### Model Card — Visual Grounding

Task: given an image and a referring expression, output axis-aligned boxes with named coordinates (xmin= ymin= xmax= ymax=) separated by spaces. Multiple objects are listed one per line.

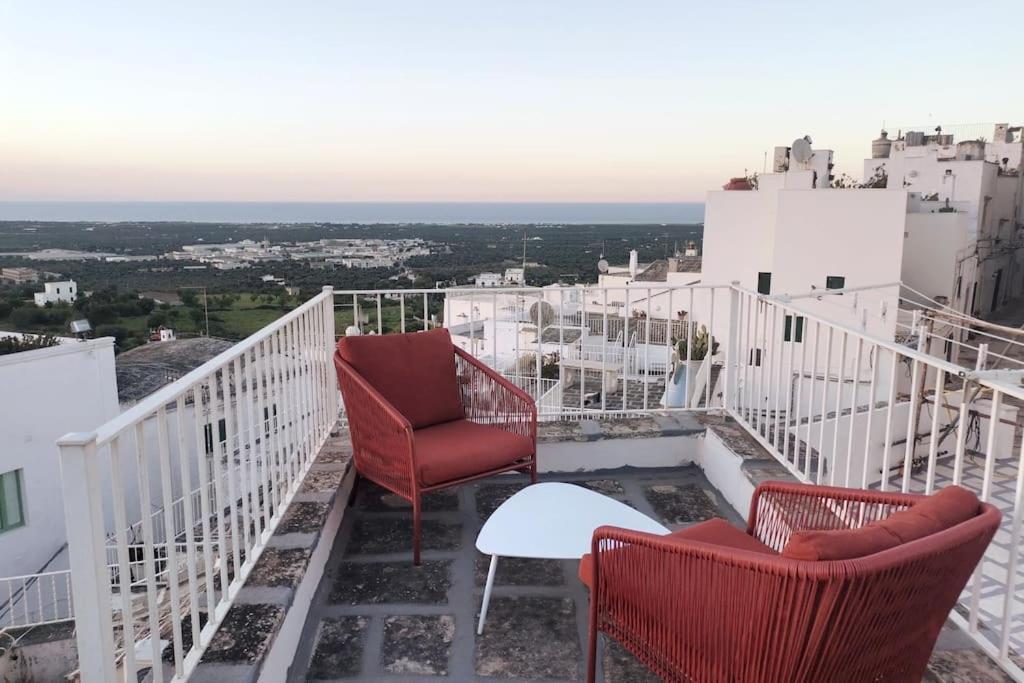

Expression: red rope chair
xmin=586 ymin=481 xmax=1001 ymax=682
xmin=334 ymin=329 xmax=537 ymax=564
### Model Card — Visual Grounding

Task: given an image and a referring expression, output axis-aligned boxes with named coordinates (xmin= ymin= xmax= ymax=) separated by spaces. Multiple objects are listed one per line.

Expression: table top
xmin=475 ymin=482 xmax=670 ymax=559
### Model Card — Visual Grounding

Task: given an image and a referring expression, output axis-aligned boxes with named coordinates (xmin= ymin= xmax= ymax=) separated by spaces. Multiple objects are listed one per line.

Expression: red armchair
xmin=334 ymin=328 xmax=537 ymax=564
xmin=582 ymin=481 xmax=1000 ymax=683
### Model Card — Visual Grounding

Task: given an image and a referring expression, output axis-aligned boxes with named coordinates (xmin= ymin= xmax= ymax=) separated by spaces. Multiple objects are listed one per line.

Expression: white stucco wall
xmin=0 ymin=338 xmax=119 ymax=578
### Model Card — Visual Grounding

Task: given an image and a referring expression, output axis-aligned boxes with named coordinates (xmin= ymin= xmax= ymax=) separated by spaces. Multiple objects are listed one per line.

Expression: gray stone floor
xmin=287 ymin=465 xmax=1013 ymax=682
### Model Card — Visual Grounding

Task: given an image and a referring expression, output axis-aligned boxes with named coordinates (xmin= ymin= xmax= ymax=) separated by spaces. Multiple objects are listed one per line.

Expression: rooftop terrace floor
xmin=284 ymin=462 xmax=1012 ymax=682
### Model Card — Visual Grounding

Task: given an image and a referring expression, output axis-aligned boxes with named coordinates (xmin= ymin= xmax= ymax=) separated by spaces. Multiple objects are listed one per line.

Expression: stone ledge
xmin=537 ymin=414 xmax=707 ymax=444
xmin=192 ymin=425 xmax=353 ymax=679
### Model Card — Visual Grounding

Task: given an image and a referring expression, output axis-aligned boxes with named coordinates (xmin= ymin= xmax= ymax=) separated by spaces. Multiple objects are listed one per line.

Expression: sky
xmin=1 ymin=1 xmax=1021 ymax=203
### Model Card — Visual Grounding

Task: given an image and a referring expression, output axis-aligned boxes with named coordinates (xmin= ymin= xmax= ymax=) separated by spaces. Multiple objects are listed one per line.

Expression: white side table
xmin=475 ymin=481 xmax=669 ymax=634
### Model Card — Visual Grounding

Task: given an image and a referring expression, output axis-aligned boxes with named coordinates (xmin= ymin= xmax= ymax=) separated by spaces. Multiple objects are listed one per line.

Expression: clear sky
xmin=1 ymin=1 xmax=1021 ymax=203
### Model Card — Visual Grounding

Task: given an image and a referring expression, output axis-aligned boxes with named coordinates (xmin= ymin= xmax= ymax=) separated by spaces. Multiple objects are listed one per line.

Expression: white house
xmin=474 ymin=272 xmax=503 ymax=288
xmin=0 ymin=338 xmax=119 ymax=580
xmin=864 ymin=123 xmax=1024 ymax=319
xmin=33 ymin=280 xmax=77 ymax=307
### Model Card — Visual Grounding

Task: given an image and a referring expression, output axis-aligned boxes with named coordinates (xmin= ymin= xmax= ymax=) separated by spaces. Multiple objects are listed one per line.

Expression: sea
xmin=0 ymin=201 xmax=704 ymax=225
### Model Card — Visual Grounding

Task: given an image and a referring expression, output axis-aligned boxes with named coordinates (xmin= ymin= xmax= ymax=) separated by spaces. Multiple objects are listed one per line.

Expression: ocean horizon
xmin=0 ymin=201 xmax=704 ymax=225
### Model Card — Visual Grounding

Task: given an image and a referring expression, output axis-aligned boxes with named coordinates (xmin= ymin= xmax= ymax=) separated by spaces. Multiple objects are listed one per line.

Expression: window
xmin=757 ymin=272 xmax=771 ymax=295
xmin=749 ymin=348 xmax=762 ymax=366
xmin=204 ymin=419 xmax=227 ymax=454
xmin=784 ymin=315 xmax=805 ymax=342
xmin=955 ymin=275 xmax=962 ymax=301
xmin=825 ymin=275 xmax=846 ymax=291
xmin=0 ymin=469 xmax=25 ymax=533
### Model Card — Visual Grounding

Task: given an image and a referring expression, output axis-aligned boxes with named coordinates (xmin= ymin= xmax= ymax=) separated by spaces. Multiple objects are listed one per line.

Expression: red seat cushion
xmin=782 ymin=485 xmax=981 ymax=560
xmin=337 ymin=328 xmax=464 ymax=429
xmin=414 ymin=419 xmax=534 ymax=486
xmin=578 ymin=518 xmax=775 ymax=588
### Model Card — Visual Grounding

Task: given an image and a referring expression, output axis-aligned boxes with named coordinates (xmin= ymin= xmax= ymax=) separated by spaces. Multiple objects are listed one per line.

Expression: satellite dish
xmin=528 ymin=301 xmax=555 ymax=328
xmin=791 ymin=137 xmax=813 ymax=164
xmin=597 ymin=259 xmax=609 ymax=273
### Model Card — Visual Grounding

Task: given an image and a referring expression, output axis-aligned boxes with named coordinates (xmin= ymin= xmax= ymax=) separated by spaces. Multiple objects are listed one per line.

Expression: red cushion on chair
xmin=783 ymin=525 xmax=900 ymax=561
xmin=578 ymin=518 xmax=774 ymax=588
xmin=414 ymin=419 xmax=534 ymax=486
xmin=877 ymin=485 xmax=980 ymax=544
xmin=782 ymin=485 xmax=981 ymax=560
xmin=337 ymin=328 xmax=465 ymax=429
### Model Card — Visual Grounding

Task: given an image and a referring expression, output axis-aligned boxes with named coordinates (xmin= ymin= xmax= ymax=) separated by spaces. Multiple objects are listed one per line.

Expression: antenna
xmin=791 ymin=136 xmax=813 ymax=164
xmin=522 ymin=228 xmax=528 ymax=275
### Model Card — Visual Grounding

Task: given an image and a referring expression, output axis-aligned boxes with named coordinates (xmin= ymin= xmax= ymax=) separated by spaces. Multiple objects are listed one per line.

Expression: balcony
xmin=45 ymin=285 xmax=1024 ymax=681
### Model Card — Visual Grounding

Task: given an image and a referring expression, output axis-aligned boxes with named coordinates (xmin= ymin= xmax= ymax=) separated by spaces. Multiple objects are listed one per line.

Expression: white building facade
xmin=33 ymin=280 xmax=77 ymax=307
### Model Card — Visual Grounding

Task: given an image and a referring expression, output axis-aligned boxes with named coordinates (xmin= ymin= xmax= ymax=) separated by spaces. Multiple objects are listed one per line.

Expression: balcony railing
xmin=56 ymin=283 xmax=1024 ymax=680
xmin=57 ymin=287 xmax=337 ymax=681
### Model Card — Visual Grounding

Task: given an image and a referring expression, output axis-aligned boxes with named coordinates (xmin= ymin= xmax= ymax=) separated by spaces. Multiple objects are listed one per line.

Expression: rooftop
xmin=114 ymin=336 xmax=235 ymax=402
xmin=186 ymin=422 xmax=1012 ymax=683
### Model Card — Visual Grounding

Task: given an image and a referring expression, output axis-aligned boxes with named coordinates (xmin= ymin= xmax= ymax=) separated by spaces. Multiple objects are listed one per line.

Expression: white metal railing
xmin=0 ymin=570 xmax=73 ymax=629
xmin=725 ymin=286 xmax=1024 ymax=679
xmin=59 ymin=282 xmax=1024 ymax=680
xmin=58 ymin=287 xmax=337 ymax=682
xmin=335 ymin=285 xmax=727 ymax=417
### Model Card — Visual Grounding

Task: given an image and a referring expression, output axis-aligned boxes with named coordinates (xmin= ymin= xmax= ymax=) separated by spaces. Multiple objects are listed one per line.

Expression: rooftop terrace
xmin=41 ymin=284 xmax=1024 ymax=682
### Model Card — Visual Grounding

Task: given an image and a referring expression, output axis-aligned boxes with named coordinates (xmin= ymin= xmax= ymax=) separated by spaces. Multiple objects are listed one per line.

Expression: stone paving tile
xmin=603 ymin=638 xmax=661 ymax=683
xmin=643 ymin=483 xmax=722 ymax=525
xmin=473 ymin=554 xmax=565 ymax=587
xmin=275 ymin=501 xmax=329 ymax=535
xmin=475 ymin=482 xmax=532 ymax=520
xmin=245 ymin=547 xmax=310 ymax=588
xmin=574 ymin=479 xmax=626 ymax=496
xmin=307 ymin=616 xmax=368 ymax=679
xmin=925 ymin=650 xmax=1015 ymax=682
xmin=474 ymin=596 xmax=580 ymax=680
xmin=329 ymin=560 xmax=452 ymax=605
xmin=200 ymin=603 xmax=283 ymax=664
xmin=299 ymin=468 xmax=345 ymax=493
xmin=358 ymin=480 xmax=460 ymax=513
xmin=381 ymin=614 xmax=456 ymax=675
xmin=345 ymin=517 xmax=462 ymax=555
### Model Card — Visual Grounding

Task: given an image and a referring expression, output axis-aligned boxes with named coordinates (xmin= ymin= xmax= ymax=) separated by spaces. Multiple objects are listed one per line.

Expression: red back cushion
xmin=337 ymin=328 xmax=465 ymax=429
xmin=782 ymin=525 xmax=899 ymax=561
xmin=877 ymin=485 xmax=980 ymax=544
xmin=782 ymin=485 xmax=981 ymax=560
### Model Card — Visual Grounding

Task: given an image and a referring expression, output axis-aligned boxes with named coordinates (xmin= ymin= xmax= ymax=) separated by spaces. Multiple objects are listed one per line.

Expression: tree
xmin=0 ymin=301 xmax=11 ymax=319
xmin=0 ymin=334 xmax=62 ymax=356
xmin=179 ymin=289 xmax=198 ymax=307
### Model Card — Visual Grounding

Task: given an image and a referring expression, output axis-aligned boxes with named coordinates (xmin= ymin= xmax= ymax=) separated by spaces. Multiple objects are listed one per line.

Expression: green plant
xmin=676 ymin=325 xmax=719 ymax=361
xmin=0 ymin=334 xmax=62 ymax=356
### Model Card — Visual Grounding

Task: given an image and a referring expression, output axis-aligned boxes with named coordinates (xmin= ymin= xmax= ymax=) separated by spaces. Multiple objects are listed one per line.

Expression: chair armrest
xmin=589 ymin=525 xmax=801 ymax=679
xmin=453 ymin=348 xmax=537 ymax=444
xmin=747 ymin=481 xmax=921 ymax=551
xmin=334 ymin=353 xmax=416 ymax=497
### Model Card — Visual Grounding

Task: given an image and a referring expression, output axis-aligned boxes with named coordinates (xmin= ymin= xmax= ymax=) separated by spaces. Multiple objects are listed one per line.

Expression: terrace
xmin=41 ymin=284 xmax=1024 ymax=681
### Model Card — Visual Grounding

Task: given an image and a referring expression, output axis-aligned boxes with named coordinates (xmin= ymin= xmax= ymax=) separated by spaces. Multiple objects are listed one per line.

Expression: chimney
xmin=628 ymin=250 xmax=639 ymax=278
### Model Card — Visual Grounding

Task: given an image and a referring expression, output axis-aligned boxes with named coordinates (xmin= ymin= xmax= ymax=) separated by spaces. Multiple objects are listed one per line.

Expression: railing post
xmin=322 ymin=286 xmax=338 ymax=422
xmin=724 ymin=283 xmax=741 ymax=412
xmin=57 ymin=431 xmax=117 ymax=683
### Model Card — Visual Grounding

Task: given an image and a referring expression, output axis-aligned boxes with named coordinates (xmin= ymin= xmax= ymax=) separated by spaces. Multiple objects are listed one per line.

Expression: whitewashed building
xmin=33 ymin=280 xmax=77 ymax=307
xmin=0 ymin=338 xmax=119 ymax=580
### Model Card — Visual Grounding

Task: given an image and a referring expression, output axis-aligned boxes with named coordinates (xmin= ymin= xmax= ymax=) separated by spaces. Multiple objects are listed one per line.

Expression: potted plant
xmin=662 ymin=325 xmax=719 ymax=408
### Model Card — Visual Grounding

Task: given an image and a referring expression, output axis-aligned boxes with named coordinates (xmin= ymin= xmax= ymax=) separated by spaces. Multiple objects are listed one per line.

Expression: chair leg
xmin=412 ymin=496 xmax=422 ymax=566
xmin=530 ymin=454 xmax=538 ymax=484
xmin=586 ymin=619 xmax=598 ymax=683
